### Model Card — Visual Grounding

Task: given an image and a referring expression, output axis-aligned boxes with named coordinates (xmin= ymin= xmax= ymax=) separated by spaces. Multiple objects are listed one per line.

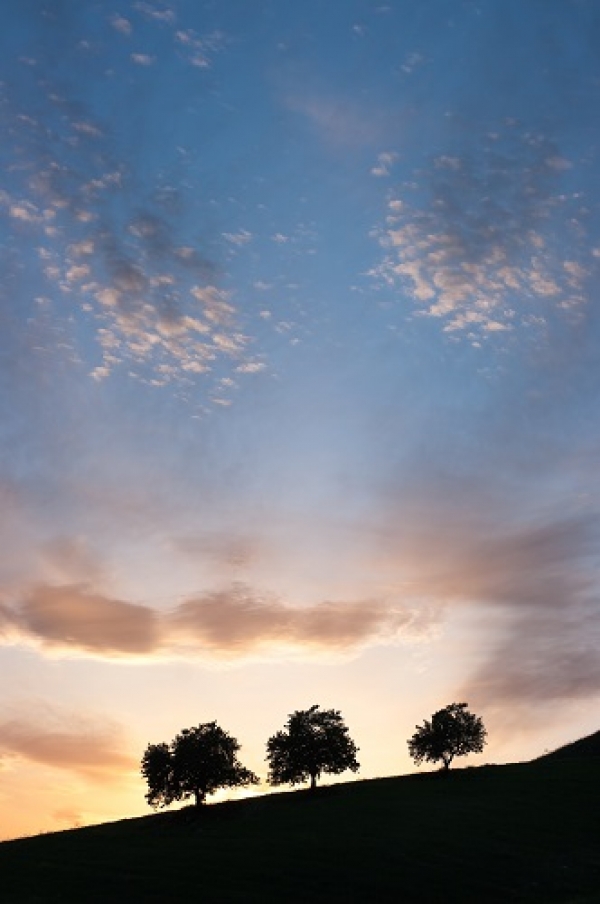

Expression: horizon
xmin=4 ymin=726 xmax=599 ymax=843
xmin=1 ymin=0 xmax=599 ymax=840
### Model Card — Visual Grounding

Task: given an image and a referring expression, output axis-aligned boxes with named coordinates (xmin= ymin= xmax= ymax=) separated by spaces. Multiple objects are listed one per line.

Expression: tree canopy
xmin=266 ymin=705 xmax=360 ymax=790
xmin=142 ymin=722 xmax=258 ymax=808
xmin=407 ymin=702 xmax=487 ymax=771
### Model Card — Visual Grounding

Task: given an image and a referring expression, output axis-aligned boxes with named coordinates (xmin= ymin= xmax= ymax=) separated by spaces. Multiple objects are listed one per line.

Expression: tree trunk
xmin=310 ymin=772 xmax=317 ymax=791
xmin=194 ymin=788 xmax=204 ymax=807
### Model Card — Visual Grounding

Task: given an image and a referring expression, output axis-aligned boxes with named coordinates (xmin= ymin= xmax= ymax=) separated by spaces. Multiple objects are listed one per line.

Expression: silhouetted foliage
xmin=266 ymin=704 xmax=360 ymax=790
xmin=408 ymin=702 xmax=487 ymax=771
xmin=141 ymin=742 xmax=177 ymax=808
xmin=142 ymin=722 xmax=258 ymax=808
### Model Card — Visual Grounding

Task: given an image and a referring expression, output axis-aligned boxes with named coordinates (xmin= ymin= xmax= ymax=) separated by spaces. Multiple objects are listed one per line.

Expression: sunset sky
xmin=1 ymin=0 xmax=599 ymax=839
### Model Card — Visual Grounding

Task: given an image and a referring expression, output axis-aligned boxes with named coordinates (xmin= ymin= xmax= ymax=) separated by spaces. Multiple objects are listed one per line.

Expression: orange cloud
xmin=170 ymin=587 xmax=424 ymax=654
xmin=17 ymin=584 xmax=160 ymax=655
xmin=0 ymin=716 xmax=135 ymax=781
xmin=1 ymin=582 xmax=432 ymax=660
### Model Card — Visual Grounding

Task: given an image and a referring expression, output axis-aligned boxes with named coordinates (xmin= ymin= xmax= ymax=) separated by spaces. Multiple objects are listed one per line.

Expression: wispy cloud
xmin=400 ymin=51 xmax=423 ymax=75
xmin=175 ymin=28 xmax=225 ymax=68
xmin=130 ymin=1 xmax=225 ymax=69
xmin=371 ymin=151 xmax=398 ymax=178
xmin=223 ymin=229 xmax=253 ymax=247
xmin=131 ymin=52 xmax=155 ymax=66
xmin=373 ymin=462 xmax=600 ymax=712
xmin=134 ymin=2 xmax=176 ymax=25
xmin=467 ymin=602 xmax=600 ymax=711
xmin=110 ymin=14 xmax=132 ymax=36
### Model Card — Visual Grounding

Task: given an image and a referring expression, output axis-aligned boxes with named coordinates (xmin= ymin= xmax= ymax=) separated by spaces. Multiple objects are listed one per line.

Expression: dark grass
xmin=1 ymin=757 xmax=598 ymax=903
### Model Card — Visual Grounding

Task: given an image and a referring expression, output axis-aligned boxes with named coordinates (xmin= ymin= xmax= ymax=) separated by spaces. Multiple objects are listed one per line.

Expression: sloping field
xmin=1 ymin=757 xmax=598 ymax=903
xmin=537 ymin=729 xmax=600 ymax=762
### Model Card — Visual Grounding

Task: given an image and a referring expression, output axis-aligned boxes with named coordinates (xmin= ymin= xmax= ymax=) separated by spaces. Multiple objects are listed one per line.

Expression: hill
xmin=0 ymin=755 xmax=598 ymax=903
xmin=537 ymin=729 xmax=600 ymax=761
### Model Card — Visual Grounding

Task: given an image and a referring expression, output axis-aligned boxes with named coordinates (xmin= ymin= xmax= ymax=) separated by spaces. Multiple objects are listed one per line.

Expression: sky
xmin=0 ymin=0 xmax=599 ymax=839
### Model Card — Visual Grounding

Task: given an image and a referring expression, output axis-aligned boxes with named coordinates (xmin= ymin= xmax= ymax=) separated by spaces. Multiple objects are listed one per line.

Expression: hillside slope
xmin=537 ymin=729 xmax=600 ymax=761
xmin=0 ymin=757 xmax=598 ymax=903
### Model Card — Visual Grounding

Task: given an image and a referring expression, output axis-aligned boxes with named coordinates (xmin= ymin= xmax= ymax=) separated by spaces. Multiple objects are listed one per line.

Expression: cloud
xmin=131 ymin=53 xmax=155 ymax=66
xmin=72 ymin=121 xmax=102 ymax=139
xmin=465 ymin=518 xmax=599 ymax=708
xmin=223 ymin=230 xmax=253 ymax=246
xmin=169 ymin=587 xmax=426 ymax=654
xmin=407 ymin=513 xmax=597 ymax=610
xmin=176 ymin=29 xmax=224 ymax=69
xmin=235 ymin=361 xmax=266 ymax=374
xmin=400 ymin=51 xmax=423 ymax=74
xmin=0 ymin=712 xmax=135 ymax=781
xmin=0 ymin=10 xmax=256 ymax=405
xmin=134 ymin=2 xmax=176 ymax=25
xmin=370 ymin=125 xmax=594 ymax=342
xmin=9 ymin=201 xmax=43 ymax=223
xmin=371 ymin=151 xmax=398 ymax=178
xmin=130 ymin=2 xmax=225 ymax=70
xmin=467 ymin=602 xmax=600 ymax=710
xmin=0 ymin=582 xmax=433 ymax=661
xmin=110 ymin=14 xmax=132 ymax=35
xmin=374 ymin=462 xmax=600 ymax=711
xmin=13 ymin=584 xmax=160 ymax=656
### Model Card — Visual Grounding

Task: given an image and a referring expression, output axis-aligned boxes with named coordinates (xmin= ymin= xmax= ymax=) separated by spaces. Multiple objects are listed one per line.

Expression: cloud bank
xmin=0 ymin=583 xmax=431 ymax=661
xmin=1 ymin=503 xmax=597 ymax=713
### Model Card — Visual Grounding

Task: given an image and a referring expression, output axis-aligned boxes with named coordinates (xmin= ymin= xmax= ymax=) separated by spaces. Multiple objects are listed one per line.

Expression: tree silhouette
xmin=266 ymin=705 xmax=359 ymax=791
xmin=142 ymin=722 xmax=258 ymax=808
xmin=141 ymin=741 xmax=177 ymax=808
xmin=408 ymin=702 xmax=487 ymax=772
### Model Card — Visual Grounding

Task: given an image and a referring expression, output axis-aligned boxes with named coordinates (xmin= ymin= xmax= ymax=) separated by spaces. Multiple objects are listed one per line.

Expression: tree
xmin=141 ymin=722 xmax=258 ymax=808
xmin=266 ymin=705 xmax=359 ymax=791
xmin=141 ymin=741 xmax=178 ymax=808
xmin=408 ymin=702 xmax=487 ymax=772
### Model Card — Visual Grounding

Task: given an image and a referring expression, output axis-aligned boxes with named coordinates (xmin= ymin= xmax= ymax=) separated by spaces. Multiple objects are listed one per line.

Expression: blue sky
xmin=0 ymin=0 xmax=599 ymax=838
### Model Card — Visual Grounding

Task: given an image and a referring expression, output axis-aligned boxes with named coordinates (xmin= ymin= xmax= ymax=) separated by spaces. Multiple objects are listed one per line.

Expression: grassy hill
xmin=0 ymin=754 xmax=598 ymax=903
